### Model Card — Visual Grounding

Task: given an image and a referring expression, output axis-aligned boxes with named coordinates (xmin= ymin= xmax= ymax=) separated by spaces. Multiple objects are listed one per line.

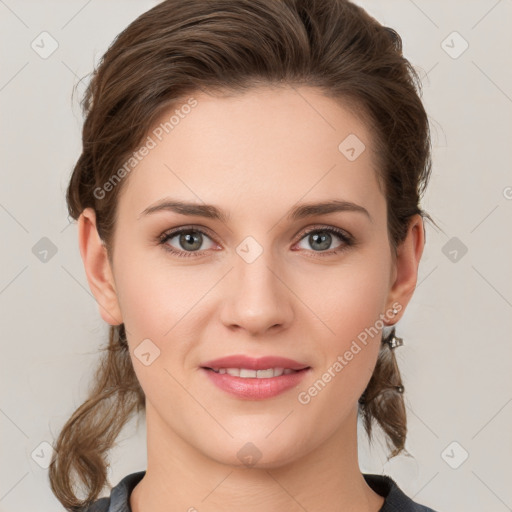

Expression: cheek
xmin=112 ymin=241 xmax=206 ymax=338
xmin=305 ymin=258 xmax=390 ymax=347
xmin=111 ymin=247 xmax=219 ymax=391
xmin=296 ymin=252 xmax=390 ymax=400
xmin=296 ymin=281 xmax=384 ymax=437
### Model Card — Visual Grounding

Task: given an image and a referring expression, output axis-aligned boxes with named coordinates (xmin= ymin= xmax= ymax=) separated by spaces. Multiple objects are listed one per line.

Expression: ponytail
xmin=48 ymin=325 xmax=145 ymax=510
xmin=358 ymin=329 xmax=407 ymax=458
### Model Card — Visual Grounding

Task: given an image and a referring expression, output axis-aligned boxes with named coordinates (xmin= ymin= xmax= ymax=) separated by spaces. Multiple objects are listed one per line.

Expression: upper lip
xmin=201 ymin=355 xmax=310 ymax=371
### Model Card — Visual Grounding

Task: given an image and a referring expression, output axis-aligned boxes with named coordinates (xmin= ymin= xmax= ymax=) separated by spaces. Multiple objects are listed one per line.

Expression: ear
xmin=77 ymin=207 xmax=123 ymax=326
xmin=385 ymin=214 xmax=425 ymax=323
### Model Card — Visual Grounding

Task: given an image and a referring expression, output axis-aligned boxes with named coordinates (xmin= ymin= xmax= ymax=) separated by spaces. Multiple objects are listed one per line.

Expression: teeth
xmin=212 ymin=367 xmax=298 ymax=378
xmin=240 ymin=369 xmax=257 ymax=378
xmin=256 ymin=368 xmax=274 ymax=378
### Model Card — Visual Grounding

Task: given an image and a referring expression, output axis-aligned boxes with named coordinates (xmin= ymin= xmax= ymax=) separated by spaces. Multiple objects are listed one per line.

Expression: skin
xmin=78 ymin=85 xmax=424 ymax=512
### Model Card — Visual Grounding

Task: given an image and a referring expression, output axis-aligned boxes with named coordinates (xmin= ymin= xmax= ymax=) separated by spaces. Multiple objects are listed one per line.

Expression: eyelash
xmin=157 ymin=225 xmax=354 ymax=259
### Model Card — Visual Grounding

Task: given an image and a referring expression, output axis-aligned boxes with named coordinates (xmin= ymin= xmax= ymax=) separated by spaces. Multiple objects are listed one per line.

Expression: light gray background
xmin=1 ymin=1 xmax=511 ymax=511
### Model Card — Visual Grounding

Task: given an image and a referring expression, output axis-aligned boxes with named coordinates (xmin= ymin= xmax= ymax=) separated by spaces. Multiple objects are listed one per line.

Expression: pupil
xmin=310 ymin=232 xmax=331 ymax=251
xmin=180 ymin=232 xmax=202 ymax=251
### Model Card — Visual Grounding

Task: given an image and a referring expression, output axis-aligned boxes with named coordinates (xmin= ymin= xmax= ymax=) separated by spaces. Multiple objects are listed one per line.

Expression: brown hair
xmin=50 ymin=0 xmax=437 ymax=508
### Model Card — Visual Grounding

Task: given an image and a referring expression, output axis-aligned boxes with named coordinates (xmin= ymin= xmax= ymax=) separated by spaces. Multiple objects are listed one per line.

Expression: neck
xmin=130 ymin=402 xmax=384 ymax=512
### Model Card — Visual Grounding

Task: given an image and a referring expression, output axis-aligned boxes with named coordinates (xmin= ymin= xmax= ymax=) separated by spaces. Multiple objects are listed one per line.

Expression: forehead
xmin=117 ymin=85 xmax=384 ymax=223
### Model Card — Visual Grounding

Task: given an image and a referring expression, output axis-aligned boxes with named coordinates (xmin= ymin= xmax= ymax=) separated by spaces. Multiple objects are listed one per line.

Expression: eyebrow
xmin=138 ymin=198 xmax=372 ymax=223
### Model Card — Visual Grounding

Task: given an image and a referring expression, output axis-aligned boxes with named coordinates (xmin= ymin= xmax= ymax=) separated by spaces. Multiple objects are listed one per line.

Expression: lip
xmin=200 ymin=354 xmax=311 ymax=400
xmin=201 ymin=367 xmax=311 ymax=400
xmin=200 ymin=355 xmax=309 ymax=371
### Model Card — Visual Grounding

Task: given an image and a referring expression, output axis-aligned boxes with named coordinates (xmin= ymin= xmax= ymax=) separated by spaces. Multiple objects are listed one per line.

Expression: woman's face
xmin=83 ymin=85 xmax=421 ymax=468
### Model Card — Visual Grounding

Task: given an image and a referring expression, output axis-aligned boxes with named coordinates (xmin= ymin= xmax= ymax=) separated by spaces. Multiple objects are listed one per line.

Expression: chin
xmin=201 ymin=435 xmax=307 ymax=470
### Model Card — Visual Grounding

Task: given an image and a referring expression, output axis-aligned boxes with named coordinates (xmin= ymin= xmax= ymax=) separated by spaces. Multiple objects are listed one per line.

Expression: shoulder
xmin=79 ymin=470 xmax=146 ymax=512
xmin=79 ymin=497 xmax=109 ymax=512
xmin=363 ymin=473 xmax=440 ymax=512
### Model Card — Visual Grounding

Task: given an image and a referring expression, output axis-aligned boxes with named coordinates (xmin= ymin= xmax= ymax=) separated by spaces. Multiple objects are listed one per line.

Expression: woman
xmin=49 ymin=0 xmax=440 ymax=510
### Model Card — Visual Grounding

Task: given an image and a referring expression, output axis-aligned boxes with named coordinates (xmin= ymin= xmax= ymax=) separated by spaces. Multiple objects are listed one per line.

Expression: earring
xmin=382 ymin=326 xmax=405 ymax=394
xmin=383 ymin=326 xmax=404 ymax=349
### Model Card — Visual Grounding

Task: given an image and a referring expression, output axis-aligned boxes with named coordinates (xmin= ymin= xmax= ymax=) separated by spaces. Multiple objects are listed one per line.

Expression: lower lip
xmin=201 ymin=368 xmax=310 ymax=400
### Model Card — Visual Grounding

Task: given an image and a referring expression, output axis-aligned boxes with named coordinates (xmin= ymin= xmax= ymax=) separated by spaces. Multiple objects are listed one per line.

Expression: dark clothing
xmin=81 ymin=470 xmax=439 ymax=511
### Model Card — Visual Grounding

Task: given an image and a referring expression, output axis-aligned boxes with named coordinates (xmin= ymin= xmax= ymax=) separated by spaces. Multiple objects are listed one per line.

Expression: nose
xmin=218 ymin=247 xmax=293 ymax=336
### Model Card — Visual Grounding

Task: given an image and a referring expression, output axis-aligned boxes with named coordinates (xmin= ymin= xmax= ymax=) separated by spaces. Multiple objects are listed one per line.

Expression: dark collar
xmin=86 ymin=470 xmax=437 ymax=512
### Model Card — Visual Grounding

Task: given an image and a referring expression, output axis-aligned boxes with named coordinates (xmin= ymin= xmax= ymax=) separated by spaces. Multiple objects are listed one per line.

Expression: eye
xmin=158 ymin=227 xmax=218 ymax=258
xmin=157 ymin=224 xmax=354 ymax=259
xmin=294 ymin=226 xmax=354 ymax=256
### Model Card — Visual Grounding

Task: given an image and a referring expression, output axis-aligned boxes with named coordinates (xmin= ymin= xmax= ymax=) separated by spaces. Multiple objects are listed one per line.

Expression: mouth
xmin=199 ymin=355 xmax=311 ymax=400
